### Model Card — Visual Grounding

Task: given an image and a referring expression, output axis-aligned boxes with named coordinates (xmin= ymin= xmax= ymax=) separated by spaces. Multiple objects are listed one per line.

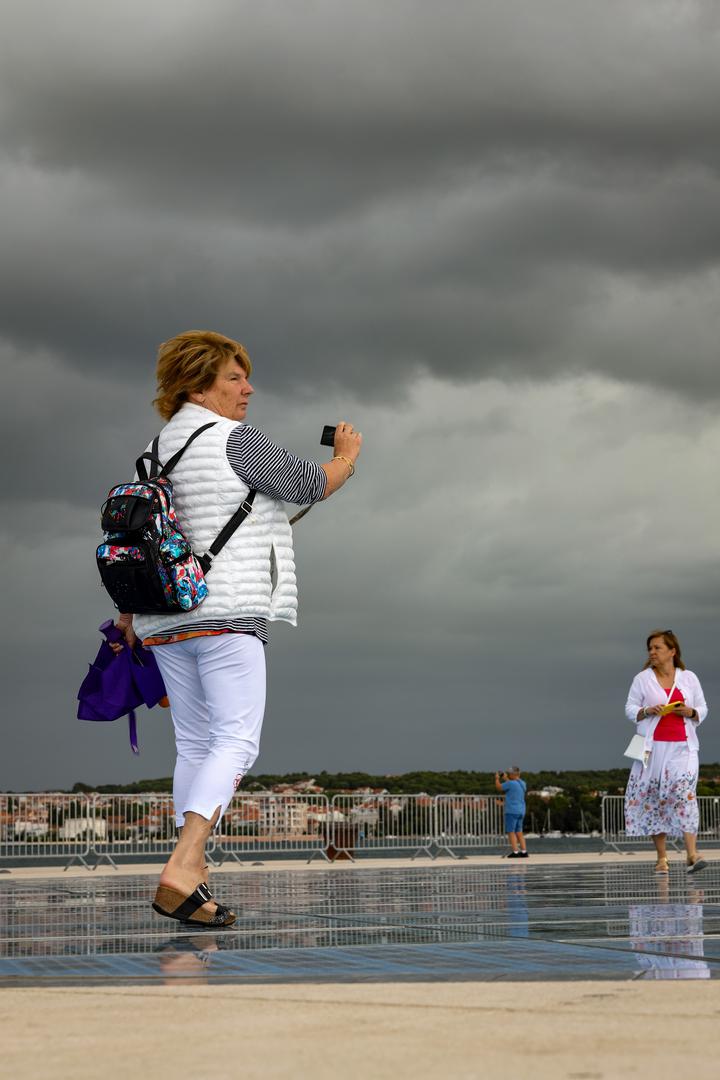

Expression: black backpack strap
xmin=136 ymin=435 xmax=162 ymax=481
xmin=134 ymin=422 xmax=254 ymax=576
xmin=198 ymin=490 xmax=257 ymax=574
xmin=149 ymin=436 xmax=161 ymax=478
xmin=135 ymin=447 xmax=160 ymax=482
xmin=135 ymin=423 xmax=216 ymax=481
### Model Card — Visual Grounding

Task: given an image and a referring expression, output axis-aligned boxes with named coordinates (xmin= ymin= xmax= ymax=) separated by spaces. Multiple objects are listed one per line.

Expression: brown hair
xmin=153 ymin=330 xmax=252 ymax=420
xmin=643 ymin=629 xmax=686 ymax=670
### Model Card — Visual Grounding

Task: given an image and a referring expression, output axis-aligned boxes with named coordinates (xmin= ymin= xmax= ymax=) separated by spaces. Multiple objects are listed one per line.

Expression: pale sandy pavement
xmin=6 ymin=846 xmax=720 ymax=878
xmin=2 ymin=981 xmax=720 ymax=1080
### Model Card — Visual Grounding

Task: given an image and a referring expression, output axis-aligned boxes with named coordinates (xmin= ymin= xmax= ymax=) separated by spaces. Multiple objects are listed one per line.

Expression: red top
xmin=653 ymin=687 xmax=687 ymax=742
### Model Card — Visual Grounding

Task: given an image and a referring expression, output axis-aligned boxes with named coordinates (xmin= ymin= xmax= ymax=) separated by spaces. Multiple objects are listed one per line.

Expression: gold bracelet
xmin=333 ymin=454 xmax=355 ymax=477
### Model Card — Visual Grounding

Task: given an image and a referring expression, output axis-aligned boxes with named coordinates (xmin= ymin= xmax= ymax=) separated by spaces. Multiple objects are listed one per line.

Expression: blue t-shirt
xmin=501 ymin=778 xmax=526 ymax=814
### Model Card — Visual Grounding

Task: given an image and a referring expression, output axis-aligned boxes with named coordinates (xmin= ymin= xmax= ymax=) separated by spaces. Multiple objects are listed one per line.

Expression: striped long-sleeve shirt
xmin=144 ymin=425 xmax=326 ymax=645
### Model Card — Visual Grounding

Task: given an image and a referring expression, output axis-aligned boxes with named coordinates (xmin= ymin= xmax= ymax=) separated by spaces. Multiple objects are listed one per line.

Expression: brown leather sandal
xmin=654 ymin=857 xmax=669 ymax=874
xmin=152 ymin=882 xmax=236 ymax=927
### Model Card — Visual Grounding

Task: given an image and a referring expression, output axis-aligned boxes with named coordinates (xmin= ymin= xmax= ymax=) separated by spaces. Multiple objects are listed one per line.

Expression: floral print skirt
xmin=624 ymin=741 xmax=699 ymax=837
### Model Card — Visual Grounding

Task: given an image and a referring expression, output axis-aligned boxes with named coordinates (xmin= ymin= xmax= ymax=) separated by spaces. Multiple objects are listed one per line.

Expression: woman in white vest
xmin=624 ymin=629 xmax=708 ymax=875
xmin=115 ymin=329 xmax=362 ymax=926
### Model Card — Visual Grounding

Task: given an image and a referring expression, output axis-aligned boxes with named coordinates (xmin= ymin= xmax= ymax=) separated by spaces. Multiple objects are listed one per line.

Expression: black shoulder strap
xmin=134 ymin=422 xmax=256 ymax=575
xmin=149 ymin=436 xmax=161 ymax=478
xmin=135 ymin=423 xmax=216 ymax=481
xmin=136 ymin=449 xmax=160 ymax=482
xmin=198 ymin=490 xmax=257 ymax=574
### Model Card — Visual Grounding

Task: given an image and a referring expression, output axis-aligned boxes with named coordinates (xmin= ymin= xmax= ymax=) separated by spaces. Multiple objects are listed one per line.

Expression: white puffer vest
xmin=133 ymin=402 xmax=298 ymax=640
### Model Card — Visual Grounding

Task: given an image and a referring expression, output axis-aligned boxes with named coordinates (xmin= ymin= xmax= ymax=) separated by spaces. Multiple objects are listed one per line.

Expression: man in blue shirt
xmin=495 ymin=766 xmax=528 ymax=858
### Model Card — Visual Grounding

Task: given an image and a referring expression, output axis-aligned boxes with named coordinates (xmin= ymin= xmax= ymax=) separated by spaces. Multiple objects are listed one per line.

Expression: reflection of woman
xmin=115 ymin=330 xmax=362 ymax=926
xmin=624 ymin=630 xmax=708 ymax=875
xmin=629 ymin=878 xmax=709 ymax=979
xmin=157 ymin=936 xmax=219 ymax=983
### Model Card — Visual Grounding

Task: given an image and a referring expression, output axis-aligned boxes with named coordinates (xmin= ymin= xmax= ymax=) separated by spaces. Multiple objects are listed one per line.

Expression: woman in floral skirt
xmin=624 ymin=629 xmax=708 ymax=874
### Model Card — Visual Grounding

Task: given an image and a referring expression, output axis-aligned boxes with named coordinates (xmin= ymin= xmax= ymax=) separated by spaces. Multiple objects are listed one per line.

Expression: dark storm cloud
xmin=1 ymin=0 xmax=720 ymax=395
xmin=2 ymin=164 xmax=720 ymax=400
xmin=3 ymin=1 xmax=720 ymax=789
xmin=3 ymin=1 xmax=720 ymax=221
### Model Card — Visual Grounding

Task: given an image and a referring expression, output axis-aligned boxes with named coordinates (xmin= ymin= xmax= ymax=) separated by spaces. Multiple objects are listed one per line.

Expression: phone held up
xmin=320 ymin=425 xmax=336 ymax=447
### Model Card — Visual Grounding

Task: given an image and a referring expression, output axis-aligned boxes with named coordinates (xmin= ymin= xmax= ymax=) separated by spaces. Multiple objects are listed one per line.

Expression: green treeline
xmin=67 ymin=766 xmax=720 ymax=835
xmin=70 ymin=764 xmax=720 ymax=797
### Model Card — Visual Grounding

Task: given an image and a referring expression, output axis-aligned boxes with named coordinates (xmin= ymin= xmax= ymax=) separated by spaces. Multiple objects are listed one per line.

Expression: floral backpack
xmin=97 ymin=423 xmax=256 ymax=615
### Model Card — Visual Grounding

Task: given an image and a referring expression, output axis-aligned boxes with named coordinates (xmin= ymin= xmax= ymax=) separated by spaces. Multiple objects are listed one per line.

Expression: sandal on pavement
xmin=152 ymin=882 xmax=236 ymax=927
xmin=687 ymin=856 xmax=708 ymax=874
xmin=654 ymin=857 xmax=669 ymax=874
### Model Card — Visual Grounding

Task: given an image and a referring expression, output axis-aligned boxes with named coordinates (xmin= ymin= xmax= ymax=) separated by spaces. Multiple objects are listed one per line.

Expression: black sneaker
xmin=518 ymin=851 xmax=529 ymax=858
xmin=507 ymin=851 xmax=522 ymax=858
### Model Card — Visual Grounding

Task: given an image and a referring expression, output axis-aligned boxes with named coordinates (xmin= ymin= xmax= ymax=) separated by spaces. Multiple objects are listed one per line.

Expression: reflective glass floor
xmin=1 ymin=861 xmax=719 ymax=985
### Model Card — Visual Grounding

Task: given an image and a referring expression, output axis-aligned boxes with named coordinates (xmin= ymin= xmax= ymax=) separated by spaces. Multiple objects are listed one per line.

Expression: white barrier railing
xmin=434 ymin=794 xmax=506 ymax=856
xmin=696 ymin=796 xmax=720 ymax=841
xmin=329 ymin=794 xmax=437 ymax=859
xmin=0 ymin=793 xmax=94 ymax=868
xmin=89 ymin=794 xmax=191 ymax=868
xmin=0 ymin=791 xmax=519 ymax=867
xmin=601 ymin=795 xmax=720 ymax=853
xmin=5 ymin=791 xmax=720 ymax=867
xmin=214 ymin=793 xmax=331 ymax=863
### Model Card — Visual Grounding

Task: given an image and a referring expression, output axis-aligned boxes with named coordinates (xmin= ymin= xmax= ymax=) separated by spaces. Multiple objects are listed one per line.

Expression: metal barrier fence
xmin=434 ymin=795 xmax=506 ymax=856
xmin=0 ymin=793 xmax=94 ymax=868
xmin=329 ymin=794 xmax=436 ymax=859
xmin=214 ymin=793 xmax=331 ymax=863
xmin=5 ymin=791 xmax=720 ymax=867
xmin=0 ymin=790 xmax=544 ymax=867
xmin=601 ymin=795 xmax=720 ymax=853
xmin=89 ymin=794 xmax=194 ymax=869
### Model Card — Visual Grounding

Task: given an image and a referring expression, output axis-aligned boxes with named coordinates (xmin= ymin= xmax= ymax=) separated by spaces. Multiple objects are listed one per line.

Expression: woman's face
xmin=648 ymin=636 xmax=675 ymax=668
xmin=196 ymin=355 xmax=254 ymax=421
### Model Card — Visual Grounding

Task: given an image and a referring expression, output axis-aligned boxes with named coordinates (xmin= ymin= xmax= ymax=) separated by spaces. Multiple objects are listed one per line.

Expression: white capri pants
xmin=152 ymin=633 xmax=266 ymax=826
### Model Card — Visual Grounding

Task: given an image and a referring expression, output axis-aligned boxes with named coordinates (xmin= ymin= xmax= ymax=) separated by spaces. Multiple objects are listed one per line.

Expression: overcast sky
xmin=3 ymin=0 xmax=720 ymax=791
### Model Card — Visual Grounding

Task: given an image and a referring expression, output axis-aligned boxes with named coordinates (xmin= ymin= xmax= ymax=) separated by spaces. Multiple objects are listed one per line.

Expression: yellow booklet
xmin=658 ymin=701 xmax=682 ymax=715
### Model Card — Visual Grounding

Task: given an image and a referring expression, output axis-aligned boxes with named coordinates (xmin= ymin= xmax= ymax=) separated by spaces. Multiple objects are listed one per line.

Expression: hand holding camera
xmin=321 ymin=422 xmax=362 ymax=479
xmin=322 ymin=423 xmax=362 ymax=458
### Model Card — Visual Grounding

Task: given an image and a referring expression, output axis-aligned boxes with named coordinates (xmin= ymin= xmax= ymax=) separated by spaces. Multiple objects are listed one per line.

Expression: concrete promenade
xmin=2 ymin=850 xmax=719 ymax=1080
xmin=5 ymin=845 xmax=716 ymax=878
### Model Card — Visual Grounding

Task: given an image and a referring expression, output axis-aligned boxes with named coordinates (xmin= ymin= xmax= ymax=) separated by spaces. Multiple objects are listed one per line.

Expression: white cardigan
xmin=625 ymin=667 xmax=708 ymax=754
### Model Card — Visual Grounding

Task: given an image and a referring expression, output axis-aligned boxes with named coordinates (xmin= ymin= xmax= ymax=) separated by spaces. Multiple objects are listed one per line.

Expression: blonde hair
xmin=643 ymin=629 xmax=686 ymax=670
xmin=153 ymin=330 xmax=252 ymax=420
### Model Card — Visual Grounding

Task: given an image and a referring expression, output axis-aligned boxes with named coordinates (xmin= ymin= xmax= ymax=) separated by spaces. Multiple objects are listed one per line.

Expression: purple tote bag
xmin=77 ymin=620 xmax=167 ymax=753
